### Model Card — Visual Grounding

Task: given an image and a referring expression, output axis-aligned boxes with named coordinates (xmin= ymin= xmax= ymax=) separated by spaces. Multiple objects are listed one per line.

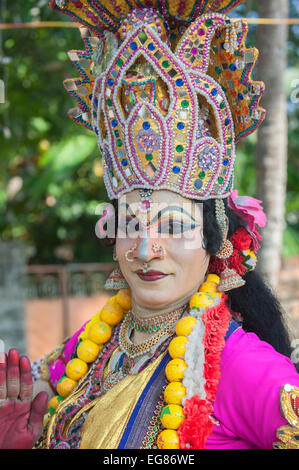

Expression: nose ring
xmin=125 ymin=243 xmax=137 ymax=263
xmin=142 ymin=262 xmax=150 ymax=273
xmin=125 ymin=242 xmax=164 ymax=263
xmin=152 ymin=243 xmax=165 ymax=259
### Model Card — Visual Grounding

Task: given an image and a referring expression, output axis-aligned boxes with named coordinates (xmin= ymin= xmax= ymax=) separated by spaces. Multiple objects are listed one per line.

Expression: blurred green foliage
xmin=0 ymin=1 xmax=110 ymax=263
xmin=0 ymin=0 xmax=298 ymax=263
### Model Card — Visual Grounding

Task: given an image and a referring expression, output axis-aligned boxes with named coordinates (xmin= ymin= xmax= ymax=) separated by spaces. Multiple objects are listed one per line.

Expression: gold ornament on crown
xmin=49 ymin=0 xmax=265 ymax=202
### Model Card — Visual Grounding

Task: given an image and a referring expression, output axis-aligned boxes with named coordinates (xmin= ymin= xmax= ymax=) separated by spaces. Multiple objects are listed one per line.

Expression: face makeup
xmin=116 ymin=190 xmax=210 ymax=310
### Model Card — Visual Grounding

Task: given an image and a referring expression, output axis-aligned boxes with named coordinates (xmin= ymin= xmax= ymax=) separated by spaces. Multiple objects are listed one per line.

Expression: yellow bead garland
xmin=65 ymin=358 xmax=88 ymax=381
xmin=46 ymin=274 xmax=222 ymax=450
xmin=157 ymin=274 xmax=221 ymax=449
xmin=47 ymin=288 xmax=131 ymax=417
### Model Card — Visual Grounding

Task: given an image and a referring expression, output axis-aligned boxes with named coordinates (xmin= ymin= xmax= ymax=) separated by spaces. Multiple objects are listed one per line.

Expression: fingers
xmin=29 ymin=392 xmax=49 ymax=440
xmin=19 ymin=356 xmax=33 ymax=402
xmin=7 ymin=349 xmax=20 ymax=399
xmin=0 ymin=350 xmax=34 ymax=402
xmin=0 ymin=353 xmax=7 ymax=400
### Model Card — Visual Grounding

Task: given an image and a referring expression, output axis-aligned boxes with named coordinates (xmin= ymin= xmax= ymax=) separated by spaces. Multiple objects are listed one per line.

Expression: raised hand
xmin=0 ymin=348 xmax=48 ymax=449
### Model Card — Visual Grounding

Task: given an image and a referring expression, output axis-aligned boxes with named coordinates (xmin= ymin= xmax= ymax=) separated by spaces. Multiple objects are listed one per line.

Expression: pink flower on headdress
xmin=227 ymin=189 xmax=267 ymax=251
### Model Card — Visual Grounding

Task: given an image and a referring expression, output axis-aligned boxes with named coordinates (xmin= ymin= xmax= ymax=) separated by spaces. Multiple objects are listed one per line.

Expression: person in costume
xmin=0 ymin=0 xmax=299 ymax=450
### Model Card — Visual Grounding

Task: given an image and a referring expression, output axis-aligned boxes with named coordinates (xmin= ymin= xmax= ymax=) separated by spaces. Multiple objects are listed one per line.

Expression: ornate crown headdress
xmin=49 ymin=0 xmax=265 ymax=201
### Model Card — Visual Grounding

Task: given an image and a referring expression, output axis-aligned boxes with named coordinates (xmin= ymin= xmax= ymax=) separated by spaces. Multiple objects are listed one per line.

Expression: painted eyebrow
xmin=153 ymin=206 xmax=200 ymax=224
xmin=118 ymin=203 xmax=199 ymax=224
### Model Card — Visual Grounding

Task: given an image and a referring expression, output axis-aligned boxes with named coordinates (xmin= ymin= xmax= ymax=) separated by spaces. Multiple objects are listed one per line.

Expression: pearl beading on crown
xmin=51 ymin=2 xmax=265 ymax=202
xmin=92 ymin=13 xmax=239 ymax=201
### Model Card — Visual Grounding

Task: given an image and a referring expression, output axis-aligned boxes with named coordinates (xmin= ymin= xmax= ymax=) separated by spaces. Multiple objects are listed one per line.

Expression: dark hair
xmin=202 ymin=198 xmax=293 ymax=360
xmin=107 ymin=197 xmax=293 ymax=360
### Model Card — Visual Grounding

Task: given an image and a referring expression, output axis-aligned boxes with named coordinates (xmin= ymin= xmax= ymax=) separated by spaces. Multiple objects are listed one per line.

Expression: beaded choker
xmin=119 ymin=307 xmax=187 ymax=359
xmin=129 ymin=306 xmax=185 ymax=333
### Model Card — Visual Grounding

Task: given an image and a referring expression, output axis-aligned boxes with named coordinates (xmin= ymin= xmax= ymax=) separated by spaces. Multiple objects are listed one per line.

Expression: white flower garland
xmin=182 ymin=295 xmax=222 ymax=404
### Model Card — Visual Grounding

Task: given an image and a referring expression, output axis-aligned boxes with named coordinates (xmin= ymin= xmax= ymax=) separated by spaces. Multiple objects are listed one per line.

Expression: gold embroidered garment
xmin=273 ymin=384 xmax=299 ymax=449
xmin=39 ymin=348 xmax=168 ymax=449
xmin=80 ymin=353 xmax=165 ymax=449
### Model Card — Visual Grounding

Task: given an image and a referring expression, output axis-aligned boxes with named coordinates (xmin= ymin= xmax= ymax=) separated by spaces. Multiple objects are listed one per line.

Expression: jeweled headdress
xmin=49 ymin=0 xmax=265 ymax=201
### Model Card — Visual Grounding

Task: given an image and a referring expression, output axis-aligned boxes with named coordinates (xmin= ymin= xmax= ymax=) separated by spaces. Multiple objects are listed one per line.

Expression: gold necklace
xmin=119 ymin=306 xmax=187 ymax=359
xmin=130 ymin=306 xmax=185 ymax=332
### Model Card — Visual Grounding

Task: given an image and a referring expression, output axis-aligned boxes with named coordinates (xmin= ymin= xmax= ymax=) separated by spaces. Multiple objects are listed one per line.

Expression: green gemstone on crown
xmin=138 ymin=31 xmax=148 ymax=44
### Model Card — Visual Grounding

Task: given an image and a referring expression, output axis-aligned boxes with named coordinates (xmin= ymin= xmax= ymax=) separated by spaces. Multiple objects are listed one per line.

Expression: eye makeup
xmin=157 ymin=218 xmax=199 ymax=234
xmin=118 ymin=203 xmax=201 ymax=230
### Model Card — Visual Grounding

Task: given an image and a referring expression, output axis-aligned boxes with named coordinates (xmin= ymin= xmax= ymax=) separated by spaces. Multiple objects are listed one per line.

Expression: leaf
xmin=24 ymin=134 xmax=97 ymax=200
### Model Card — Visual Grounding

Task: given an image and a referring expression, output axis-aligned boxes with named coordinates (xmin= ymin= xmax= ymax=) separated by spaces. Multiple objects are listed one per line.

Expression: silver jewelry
xmin=138 ymin=188 xmax=153 ymax=215
xmin=142 ymin=262 xmax=150 ymax=273
xmin=215 ymin=199 xmax=227 ymax=242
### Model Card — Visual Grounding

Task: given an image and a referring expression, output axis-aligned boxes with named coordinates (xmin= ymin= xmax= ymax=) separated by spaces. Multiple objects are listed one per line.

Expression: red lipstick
xmin=136 ymin=270 xmax=168 ymax=281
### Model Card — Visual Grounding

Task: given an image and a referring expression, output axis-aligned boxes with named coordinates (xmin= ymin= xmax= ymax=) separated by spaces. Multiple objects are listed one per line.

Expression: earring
xmin=215 ymin=199 xmax=245 ymax=292
xmin=217 ymin=266 xmax=245 ymax=292
xmin=216 ymin=239 xmax=233 ymax=259
xmin=104 ymin=265 xmax=129 ymax=290
xmin=113 ymin=245 xmax=118 ymax=261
